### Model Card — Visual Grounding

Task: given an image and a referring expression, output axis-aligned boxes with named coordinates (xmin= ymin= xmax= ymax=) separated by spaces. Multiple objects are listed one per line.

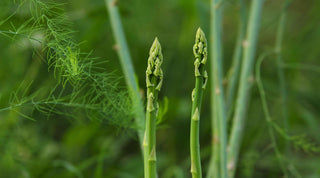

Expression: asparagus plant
xmin=228 ymin=0 xmax=264 ymax=177
xmin=275 ymin=0 xmax=294 ymax=155
xmin=208 ymin=0 xmax=228 ymax=177
xmin=190 ymin=28 xmax=208 ymax=178
xmin=226 ymin=0 xmax=247 ymax=114
xmin=105 ymin=0 xmax=145 ymax=147
xmin=144 ymin=38 xmax=163 ymax=178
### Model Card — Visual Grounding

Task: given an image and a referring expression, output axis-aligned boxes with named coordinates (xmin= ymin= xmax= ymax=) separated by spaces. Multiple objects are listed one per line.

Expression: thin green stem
xmin=105 ymin=0 xmax=145 ymax=146
xmin=143 ymin=38 xmax=163 ymax=178
xmin=190 ymin=28 xmax=208 ymax=178
xmin=207 ymin=0 xmax=227 ymax=178
xmin=226 ymin=0 xmax=246 ymax=114
xmin=227 ymin=0 xmax=264 ymax=177
xmin=256 ymin=52 xmax=288 ymax=177
xmin=275 ymin=0 xmax=294 ymax=156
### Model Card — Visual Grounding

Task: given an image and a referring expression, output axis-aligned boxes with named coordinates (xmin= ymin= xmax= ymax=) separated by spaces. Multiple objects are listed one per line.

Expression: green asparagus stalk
xmin=190 ymin=28 xmax=208 ymax=178
xmin=226 ymin=0 xmax=246 ymax=114
xmin=143 ymin=38 xmax=163 ymax=178
xmin=208 ymin=0 xmax=228 ymax=177
xmin=105 ymin=0 xmax=145 ymax=147
xmin=228 ymin=0 xmax=264 ymax=177
xmin=275 ymin=0 xmax=294 ymax=155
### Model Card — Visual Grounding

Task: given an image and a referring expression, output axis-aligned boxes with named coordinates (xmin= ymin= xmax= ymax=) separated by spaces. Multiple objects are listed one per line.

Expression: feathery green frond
xmin=0 ymin=0 xmax=136 ymax=129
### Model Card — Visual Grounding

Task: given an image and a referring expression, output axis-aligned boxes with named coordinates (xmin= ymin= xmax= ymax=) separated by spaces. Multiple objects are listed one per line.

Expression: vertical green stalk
xmin=255 ymin=52 xmax=288 ymax=176
xmin=143 ymin=38 xmax=163 ymax=178
xmin=228 ymin=0 xmax=264 ymax=177
xmin=105 ymin=0 xmax=145 ymax=145
xmin=208 ymin=0 xmax=228 ymax=178
xmin=275 ymin=0 xmax=293 ymax=154
xmin=190 ymin=28 xmax=208 ymax=178
xmin=226 ymin=0 xmax=246 ymax=113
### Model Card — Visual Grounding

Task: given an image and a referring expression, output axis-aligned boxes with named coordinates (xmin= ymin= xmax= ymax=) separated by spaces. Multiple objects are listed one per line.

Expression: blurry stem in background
xmin=105 ymin=0 xmax=145 ymax=147
xmin=275 ymin=0 xmax=294 ymax=155
xmin=227 ymin=0 xmax=264 ymax=177
xmin=144 ymin=38 xmax=163 ymax=178
xmin=225 ymin=0 xmax=246 ymax=117
xmin=255 ymin=52 xmax=288 ymax=177
xmin=190 ymin=28 xmax=208 ymax=178
xmin=207 ymin=0 xmax=227 ymax=178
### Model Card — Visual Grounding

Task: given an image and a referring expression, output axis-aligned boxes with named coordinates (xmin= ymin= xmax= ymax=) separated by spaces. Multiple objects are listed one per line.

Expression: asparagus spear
xmin=144 ymin=38 xmax=163 ymax=178
xmin=190 ymin=28 xmax=208 ymax=178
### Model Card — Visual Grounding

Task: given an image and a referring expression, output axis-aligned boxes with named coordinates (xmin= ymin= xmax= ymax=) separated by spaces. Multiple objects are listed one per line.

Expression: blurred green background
xmin=0 ymin=0 xmax=319 ymax=177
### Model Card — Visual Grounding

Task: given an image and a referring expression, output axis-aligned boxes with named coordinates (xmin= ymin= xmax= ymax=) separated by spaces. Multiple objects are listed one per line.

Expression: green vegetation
xmin=105 ymin=0 xmax=145 ymax=146
xmin=1 ymin=0 xmax=320 ymax=177
xmin=144 ymin=37 xmax=163 ymax=178
xmin=208 ymin=0 xmax=228 ymax=177
xmin=190 ymin=28 xmax=207 ymax=178
xmin=228 ymin=1 xmax=265 ymax=177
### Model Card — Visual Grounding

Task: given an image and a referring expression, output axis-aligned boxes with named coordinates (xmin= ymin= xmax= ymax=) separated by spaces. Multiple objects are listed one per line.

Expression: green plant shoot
xmin=143 ymin=37 xmax=163 ymax=178
xmin=190 ymin=28 xmax=208 ymax=178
